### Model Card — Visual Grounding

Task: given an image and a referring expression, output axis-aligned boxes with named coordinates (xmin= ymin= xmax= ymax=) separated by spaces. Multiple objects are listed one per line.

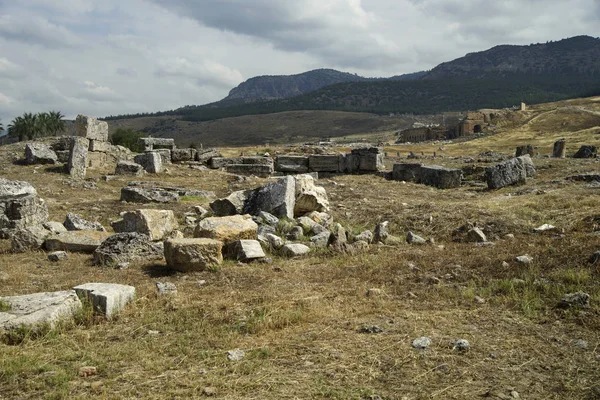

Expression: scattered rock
xmin=156 ymin=282 xmax=177 ymax=296
xmin=111 ymin=209 xmax=178 ymax=241
xmin=64 ymin=213 xmax=106 ymax=232
xmin=78 ymin=366 xmax=98 ymax=377
xmin=25 ymin=143 xmax=58 ymax=165
xmin=515 ymin=255 xmax=533 ymax=264
xmin=533 ymin=224 xmax=557 ymax=232
xmin=287 ymin=226 xmax=304 ymax=241
xmin=451 ymin=339 xmax=471 ymax=351
xmin=373 ymin=221 xmax=389 ymax=244
xmin=11 ymin=225 xmax=51 ymax=252
xmin=310 ymin=231 xmax=331 ymax=248
xmin=45 ymin=230 xmax=112 ymax=253
xmin=407 ymin=231 xmax=426 ymax=245
xmin=227 ymin=349 xmax=245 ymax=361
xmin=573 ymin=145 xmax=597 ymax=159
xmin=257 ymin=211 xmax=279 ymax=226
xmin=265 ymin=233 xmax=284 ymax=249
xmin=485 ymin=155 xmax=536 ymax=189
xmin=194 ymin=215 xmax=258 ymax=244
xmin=466 ymin=227 xmax=487 ymax=243
xmin=43 ymin=221 xmax=67 ymax=234
xmin=224 ymin=239 xmax=266 ymax=262
xmin=558 ymin=291 xmax=590 ymax=308
xmin=354 ymin=230 xmax=374 ymax=244
xmin=294 ymin=174 xmax=330 ymax=216
xmin=73 ymin=283 xmax=136 ymax=319
xmin=0 ymin=179 xmax=49 ymax=239
xmin=281 ymin=243 xmax=311 ymax=257
xmin=360 ymin=325 xmax=384 ymax=334
xmin=210 ymin=190 xmax=249 ymax=216
xmin=115 ymin=161 xmax=145 ymax=176
xmin=244 ymin=176 xmax=296 ymax=219
xmin=93 ymin=232 xmax=164 ymax=266
xmin=48 ymin=251 xmax=68 ymax=262
xmin=164 ymin=238 xmax=224 ymax=272
xmin=474 ymin=296 xmax=486 ymax=304
xmin=412 ymin=336 xmax=432 ymax=349
xmin=120 ymin=186 xmax=179 ymax=203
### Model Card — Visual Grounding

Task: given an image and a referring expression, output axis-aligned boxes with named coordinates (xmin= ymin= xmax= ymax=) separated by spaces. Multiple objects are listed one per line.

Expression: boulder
xmin=373 ymin=221 xmax=389 ymax=244
xmin=43 ymin=221 xmax=67 ymax=234
xmin=196 ymin=148 xmax=220 ymax=163
xmin=93 ymin=232 xmax=164 ymax=266
xmin=281 ymin=243 xmax=311 ymax=257
xmin=64 ymin=213 xmax=106 ymax=232
xmin=210 ymin=190 xmax=249 ymax=216
xmin=74 ymin=115 xmax=109 ymax=141
xmin=310 ymin=231 xmax=331 ymax=248
xmin=11 ymin=225 xmax=51 ymax=252
xmin=294 ymin=174 xmax=329 ymax=216
xmin=275 ymin=156 xmax=309 ymax=173
xmin=265 ymin=233 xmax=284 ymax=249
xmin=0 ymin=179 xmax=48 ymax=239
xmin=45 ymin=230 xmax=112 ymax=253
xmin=48 ymin=251 xmax=68 ymax=262
xmin=297 ymin=216 xmax=319 ymax=234
xmin=574 ymin=145 xmax=597 ymax=159
xmin=0 ymin=290 xmax=82 ymax=333
xmin=164 ymin=238 xmax=224 ymax=272
xmin=120 ymin=187 xmax=179 ymax=203
xmin=67 ymin=137 xmax=89 ymax=180
xmin=134 ymin=151 xmax=163 ymax=174
xmin=287 ymin=226 xmax=304 ymax=241
xmin=111 ymin=209 xmax=178 ymax=241
xmin=194 ymin=215 xmax=258 ymax=244
xmin=308 ymin=154 xmax=341 ymax=173
xmin=418 ymin=166 xmax=462 ymax=189
xmin=25 ymin=143 xmax=58 ymax=164
xmin=115 ymin=161 xmax=145 ymax=176
xmin=73 ymin=283 xmax=135 ymax=318
xmin=558 ymin=291 xmax=590 ymax=308
xmin=256 ymin=211 xmax=279 ymax=226
xmin=243 ymin=176 xmax=296 ymax=219
xmin=303 ymin=211 xmax=333 ymax=227
xmin=224 ymin=240 xmax=265 ymax=261
xmin=354 ymin=230 xmax=374 ymax=244
xmin=515 ymin=145 xmax=534 ymax=157
xmin=392 ymin=163 xmax=422 ymax=182
xmin=485 ymin=155 xmax=536 ymax=190
xmin=351 ymin=147 xmax=384 ymax=171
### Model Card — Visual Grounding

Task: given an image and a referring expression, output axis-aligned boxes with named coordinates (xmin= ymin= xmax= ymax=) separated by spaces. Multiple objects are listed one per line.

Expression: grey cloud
xmin=117 ymin=67 xmax=138 ymax=78
xmin=0 ymin=14 xmax=82 ymax=48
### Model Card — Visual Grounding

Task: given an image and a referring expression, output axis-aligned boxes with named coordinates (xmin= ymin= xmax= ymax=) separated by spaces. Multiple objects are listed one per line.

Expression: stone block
xmin=134 ymin=151 xmax=162 ymax=173
xmin=418 ymin=165 xmax=462 ymax=189
xmin=308 ymin=155 xmax=341 ymax=172
xmin=164 ymin=238 xmax=223 ymax=272
xmin=111 ymin=209 xmax=178 ymax=241
xmin=486 ymin=155 xmax=536 ymax=190
xmin=171 ymin=148 xmax=197 ymax=163
xmin=115 ymin=161 xmax=144 ymax=176
xmin=194 ymin=215 xmax=258 ymax=244
xmin=224 ymin=239 xmax=265 ymax=261
xmin=93 ymin=232 xmax=164 ymax=266
xmin=225 ymin=164 xmax=274 ymax=177
xmin=67 ymin=137 xmax=89 ymax=180
xmin=210 ymin=190 xmax=249 ymax=216
xmin=74 ymin=115 xmax=109 ymax=142
xmin=243 ymin=176 xmax=296 ymax=219
xmin=10 ymin=225 xmax=51 ymax=253
xmin=73 ymin=283 xmax=135 ymax=319
xmin=0 ymin=179 xmax=48 ymax=239
xmin=120 ymin=187 xmax=179 ymax=203
xmin=351 ymin=147 xmax=384 ymax=171
xmin=45 ymin=230 xmax=112 ymax=253
xmin=392 ymin=163 xmax=422 ymax=182
xmin=88 ymin=140 xmax=113 ymax=153
xmin=25 ymin=143 xmax=58 ymax=164
xmin=340 ymin=153 xmax=360 ymax=173
xmin=275 ymin=156 xmax=309 ymax=173
xmin=281 ymin=243 xmax=311 ymax=257
xmin=155 ymin=149 xmax=172 ymax=165
xmin=196 ymin=148 xmax=220 ymax=163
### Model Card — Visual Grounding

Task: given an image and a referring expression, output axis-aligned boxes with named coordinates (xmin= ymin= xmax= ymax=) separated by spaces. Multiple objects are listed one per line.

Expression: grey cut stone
xmin=64 ymin=213 xmax=106 ymax=232
xmin=308 ymin=154 xmax=341 ymax=172
xmin=120 ymin=186 xmax=179 ymax=203
xmin=74 ymin=115 xmax=109 ymax=141
xmin=0 ymin=179 xmax=48 ymax=239
xmin=243 ymin=176 xmax=296 ymax=219
xmin=67 ymin=137 xmax=89 ymax=180
xmin=45 ymin=230 xmax=112 ymax=253
xmin=418 ymin=165 xmax=462 ymax=189
xmin=485 ymin=155 xmax=536 ymax=190
xmin=115 ymin=161 xmax=145 ymax=176
xmin=25 ymin=143 xmax=58 ymax=164
xmin=275 ymin=156 xmax=309 ymax=173
xmin=392 ymin=163 xmax=422 ymax=182
xmin=171 ymin=148 xmax=197 ymax=163
xmin=281 ymin=243 xmax=311 ymax=257
xmin=134 ymin=151 xmax=163 ymax=173
xmin=73 ymin=283 xmax=135 ymax=319
xmin=93 ymin=232 xmax=164 ymax=266
xmin=210 ymin=190 xmax=250 ymax=216
xmin=224 ymin=239 xmax=265 ymax=262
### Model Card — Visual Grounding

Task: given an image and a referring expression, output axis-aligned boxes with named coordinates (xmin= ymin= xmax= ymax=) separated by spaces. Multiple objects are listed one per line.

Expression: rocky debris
xmin=25 ymin=143 xmax=58 ymax=164
xmin=115 ymin=161 xmax=145 ymax=176
xmin=243 ymin=176 xmax=296 ymax=219
xmin=359 ymin=325 xmax=384 ymax=334
xmin=164 ymin=238 xmax=224 ymax=272
xmin=134 ymin=151 xmax=163 ymax=173
xmin=73 ymin=283 xmax=135 ymax=319
xmin=282 ymin=243 xmax=311 ymax=257
xmin=328 ymin=223 xmax=347 ymax=251
xmin=558 ymin=291 xmax=590 ymax=308
xmin=194 ymin=215 xmax=258 ymax=244
xmin=45 ymin=231 xmax=112 ymax=253
xmin=275 ymin=156 xmax=309 ymax=173
xmin=64 ymin=213 xmax=106 ymax=232
xmin=111 ymin=209 xmax=178 ymax=241
xmin=366 ymin=288 xmax=383 ymax=297
xmin=515 ymin=145 xmax=534 ymax=157
xmin=67 ymin=137 xmax=89 ymax=180
xmin=287 ymin=226 xmax=304 ymax=241
xmin=589 ymin=251 xmax=600 ymax=265
xmin=196 ymin=148 xmax=220 ymax=163
xmin=304 ymin=211 xmax=333 ymax=227
xmin=466 ymin=227 xmax=487 ymax=243
xmin=566 ymin=174 xmax=600 ymax=182
xmin=93 ymin=233 xmax=164 ymax=266
xmin=156 ymin=282 xmax=177 ymax=296
xmin=485 ymin=155 xmax=536 ymax=189
xmin=0 ymin=290 xmax=82 ymax=333
xmin=373 ymin=222 xmax=389 ymax=244
xmin=120 ymin=186 xmax=179 ymax=203
xmin=227 ymin=349 xmax=245 ymax=361
xmin=48 ymin=251 xmax=68 ymax=262
xmin=294 ymin=174 xmax=329 ymax=216
xmin=297 ymin=216 xmax=318 ymax=233
xmin=310 ymin=231 xmax=331 ymax=248
xmin=258 ymin=225 xmax=277 ymax=237
xmin=224 ymin=239 xmax=265 ymax=262
xmin=225 ymin=163 xmax=274 ymax=177
xmin=354 ymin=230 xmax=373 ymax=244
xmin=392 ymin=163 xmax=462 ymax=189
xmin=171 ymin=148 xmax=197 ymax=163
xmin=256 ymin=211 xmax=279 ymax=226
xmin=11 ymin=225 xmax=51 ymax=252
xmin=533 ymin=224 xmax=558 ymax=232
xmin=0 ymin=179 xmax=49 ymax=239
xmin=78 ymin=366 xmax=98 ymax=377
xmin=407 ymin=231 xmax=427 ymax=245
xmin=573 ymin=145 xmax=597 ymax=159
xmin=451 ymin=339 xmax=471 ymax=351
xmin=210 ymin=190 xmax=249 ymax=216
xmin=43 ymin=221 xmax=67 ymax=234
xmin=412 ymin=336 xmax=432 ymax=349
xmin=265 ymin=233 xmax=284 ymax=249
xmin=552 ymin=139 xmax=567 ymax=158
xmin=515 ymin=255 xmax=533 ymax=264
xmin=75 ymin=115 xmax=109 ymax=141
xmin=573 ymin=339 xmax=588 ymax=350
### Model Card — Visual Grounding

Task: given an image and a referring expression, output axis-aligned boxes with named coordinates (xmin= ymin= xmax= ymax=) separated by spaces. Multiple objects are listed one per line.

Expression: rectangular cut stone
xmin=392 ymin=163 xmax=422 ymax=182
xmin=73 ymin=283 xmax=135 ymax=319
xmin=134 ymin=151 xmax=162 ymax=173
xmin=225 ymin=164 xmax=274 ymax=177
xmin=164 ymin=238 xmax=223 ymax=272
xmin=351 ymin=147 xmax=384 ymax=171
xmin=74 ymin=115 xmax=109 ymax=142
xmin=111 ymin=209 xmax=178 ymax=241
xmin=138 ymin=137 xmax=175 ymax=151
xmin=243 ymin=176 xmax=296 ymax=219
xmin=308 ymin=155 xmax=341 ymax=172
xmin=171 ymin=148 xmax=197 ymax=162
xmin=275 ymin=156 xmax=309 ymax=173
xmin=45 ymin=230 xmax=112 ymax=253
xmin=155 ymin=149 xmax=172 ymax=165
xmin=340 ymin=154 xmax=360 ymax=173
xmin=224 ymin=239 xmax=265 ymax=261
xmin=485 ymin=155 xmax=535 ymax=189
xmin=418 ymin=165 xmax=462 ymax=189
xmin=210 ymin=157 xmax=272 ymax=169
xmin=87 ymin=151 xmax=110 ymax=170
xmin=196 ymin=149 xmax=220 ymax=163
xmin=68 ymin=137 xmax=89 ymax=179
xmin=194 ymin=215 xmax=258 ymax=243
xmin=89 ymin=140 xmax=113 ymax=153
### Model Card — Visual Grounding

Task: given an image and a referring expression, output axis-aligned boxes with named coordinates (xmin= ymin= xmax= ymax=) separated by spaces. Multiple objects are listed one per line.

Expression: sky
xmin=0 ymin=0 xmax=598 ymax=125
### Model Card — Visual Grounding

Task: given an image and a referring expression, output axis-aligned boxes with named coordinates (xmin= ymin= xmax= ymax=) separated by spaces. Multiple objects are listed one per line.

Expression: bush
xmin=110 ymin=128 xmax=144 ymax=152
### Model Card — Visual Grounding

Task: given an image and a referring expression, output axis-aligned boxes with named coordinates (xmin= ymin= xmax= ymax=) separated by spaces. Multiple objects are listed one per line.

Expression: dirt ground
xmin=1 ymin=97 xmax=599 ymax=399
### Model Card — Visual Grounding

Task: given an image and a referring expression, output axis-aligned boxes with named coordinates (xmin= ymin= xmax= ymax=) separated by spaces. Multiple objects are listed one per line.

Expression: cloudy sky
xmin=0 ymin=0 xmax=598 ymax=124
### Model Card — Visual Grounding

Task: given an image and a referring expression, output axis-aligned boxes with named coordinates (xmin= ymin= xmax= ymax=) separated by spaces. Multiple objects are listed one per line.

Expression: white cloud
xmin=0 ymin=14 xmax=82 ymax=48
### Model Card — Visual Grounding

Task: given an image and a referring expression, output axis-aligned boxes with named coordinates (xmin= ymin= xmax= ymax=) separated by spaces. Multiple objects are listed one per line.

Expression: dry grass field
xmin=1 ymin=97 xmax=600 ymax=399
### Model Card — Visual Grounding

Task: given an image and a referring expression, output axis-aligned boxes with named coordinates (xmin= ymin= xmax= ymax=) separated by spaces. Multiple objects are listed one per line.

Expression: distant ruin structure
xmin=139 ymin=137 xmax=176 ymax=151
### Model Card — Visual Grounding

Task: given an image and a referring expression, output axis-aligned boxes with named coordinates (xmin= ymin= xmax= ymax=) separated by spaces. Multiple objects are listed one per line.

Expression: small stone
xmin=559 ymin=291 xmax=590 ymax=308
xmin=156 ymin=282 xmax=177 ymax=296
xmin=476 ymin=241 xmax=495 ymax=247
xmin=510 ymin=390 xmax=520 ymax=399
xmin=203 ymin=387 xmax=217 ymax=396
xmin=147 ymin=330 xmax=160 ymax=335
xmin=573 ymin=339 xmax=588 ymax=349
xmin=534 ymin=224 xmax=557 ymax=232
xmin=366 ymin=288 xmax=383 ymax=297
xmin=451 ymin=339 xmax=471 ymax=351
xmin=198 ymin=280 xmax=207 ymax=286
xmin=360 ymin=325 xmax=384 ymax=334
xmin=505 ymin=234 xmax=515 ymax=239
xmin=116 ymin=262 xmax=130 ymax=270
xmin=227 ymin=349 xmax=245 ymax=361
xmin=475 ymin=296 xmax=486 ymax=304
xmin=48 ymin=251 xmax=68 ymax=262
xmin=407 ymin=231 xmax=427 ymax=244
xmin=412 ymin=336 xmax=432 ymax=349
xmin=78 ymin=366 xmax=97 ymax=377
xmin=281 ymin=243 xmax=311 ymax=257
xmin=515 ymin=255 xmax=533 ymax=264
xmin=287 ymin=225 xmax=304 ymax=240
xmin=502 ymin=261 xmax=510 ymax=268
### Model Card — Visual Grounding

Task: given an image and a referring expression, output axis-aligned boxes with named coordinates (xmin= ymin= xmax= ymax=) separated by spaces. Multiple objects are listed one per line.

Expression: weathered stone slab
xmin=485 ymin=155 xmax=536 ymax=190
xmin=43 ymin=221 xmax=67 ymax=234
xmin=171 ymin=148 xmax=197 ymax=163
xmin=224 ymin=239 xmax=265 ymax=261
xmin=87 ymin=151 xmax=110 ymax=170
xmin=11 ymin=225 xmax=51 ymax=252
xmin=73 ymin=283 xmax=135 ymax=318
xmin=75 ymin=115 xmax=109 ymax=142
xmin=0 ymin=179 xmax=48 ymax=239
xmin=134 ymin=151 xmax=163 ymax=173
xmin=418 ymin=165 xmax=462 ymax=189
xmin=196 ymin=148 xmax=220 ymax=163
xmin=0 ymin=290 xmax=82 ymax=333
xmin=164 ymin=238 xmax=223 ymax=272
xmin=93 ymin=232 xmax=164 ymax=266
xmin=294 ymin=174 xmax=329 ymax=216
xmin=120 ymin=187 xmax=179 ymax=203
xmin=225 ymin=164 xmax=274 ymax=177
xmin=139 ymin=137 xmax=175 ymax=151
xmin=392 ymin=163 xmax=422 ymax=182
xmin=308 ymin=155 xmax=341 ymax=172
xmin=68 ymin=137 xmax=89 ymax=180
xmin=88 ymin=140 xmax=113 ymax=153
xmin=282 ymin=243 xmax=311 ymax=257
xmin=275 ymin=156 xmax=309 ymax=173
xmin=155 ymin=149 xmax=172 ymax=165
xmin=243 ymin=176 xmax=296 ymax=219
xmin=574 ymin=145 xmax=597 ymax=159
xmin=209 ymin=157 xmax=272 ymax=169
xmin=351 ymin=147 xmax=384 ymax=171
xmin=111 ymin=209 xmax=178 ymax=241
xmin=64 ymin=213 xmax=106 ymax=232
xmin=210 ymin=190 xmax=249 ymax=216
xmin=340 ymin=153 xmax=360 ymax=173
xmin=115 ymin=161 xmax=144 ymax=176
xmin=45 ymin=231 xmax=112 ymax=253
xmin=194 ymin=215 xmax=258 ymax=244
xmin=25 ymin=143 xmax=58 ymax=164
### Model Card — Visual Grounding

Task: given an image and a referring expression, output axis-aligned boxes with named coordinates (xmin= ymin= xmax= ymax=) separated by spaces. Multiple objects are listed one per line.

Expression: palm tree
xmin=46 ymin=111 xmax=66 ymax=135
xmin=0 ymin=119 xmax=4 ymax=134
xmin=7 ymin=110 xmax=67 ymax=141
xmin=8 ymin=116 xmax=26 ymax=141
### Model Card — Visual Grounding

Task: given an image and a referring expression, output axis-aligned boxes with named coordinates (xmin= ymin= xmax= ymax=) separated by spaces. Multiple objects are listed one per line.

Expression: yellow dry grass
xmin=1 ymin=97 xmax=600 ymax=399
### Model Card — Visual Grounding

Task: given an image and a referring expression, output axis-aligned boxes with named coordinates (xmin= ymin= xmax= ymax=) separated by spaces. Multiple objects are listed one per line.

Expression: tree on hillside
xmin=110 ymin=128 xmax=144 ymax=152
xmin=0 ymin=119 xmax=3 ymax=133
xmin=7 ymin=111 xmax=66 ymax=141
